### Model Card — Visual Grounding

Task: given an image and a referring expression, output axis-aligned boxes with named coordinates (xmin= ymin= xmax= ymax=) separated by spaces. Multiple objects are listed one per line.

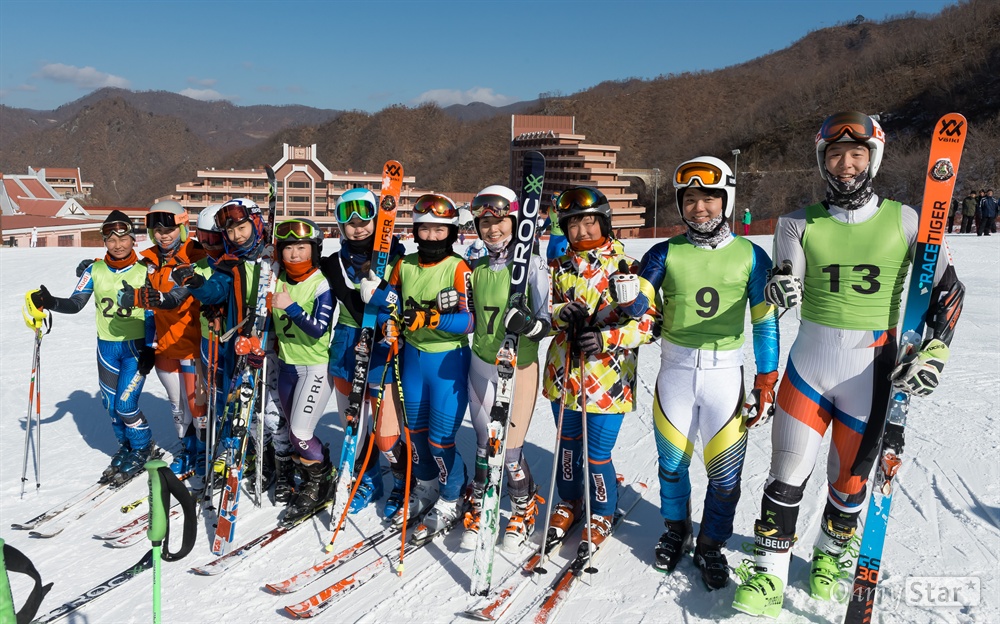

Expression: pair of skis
xmin=843 ymin=114 xmax=967 ymax=624
xmin=470 ymin=151 xmax=546 ymax=595
xmin=211 ymin=164 xmax=279 ymax=555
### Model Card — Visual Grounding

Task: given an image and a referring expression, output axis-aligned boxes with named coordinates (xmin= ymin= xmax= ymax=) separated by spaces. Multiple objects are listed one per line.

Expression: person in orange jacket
xmin=125 ymin=199 xmax=208 ymax=476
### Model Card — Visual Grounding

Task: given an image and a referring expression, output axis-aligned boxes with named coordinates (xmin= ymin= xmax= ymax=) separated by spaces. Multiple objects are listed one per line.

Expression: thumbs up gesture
xmin=272 ymin=282 xmax=293 ymax=310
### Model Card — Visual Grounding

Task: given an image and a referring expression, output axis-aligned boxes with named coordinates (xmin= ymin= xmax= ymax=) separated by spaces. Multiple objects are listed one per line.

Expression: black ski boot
xmin=281 ymin=457 xmax=334 ymax=527
xmin=274 ymin=454 xmax=296 ymax=505
xmin=653 ymin=518 xmax=693 ymax=573
xmin=100 ymin=441 xmax=131 ymax=484
xmin=113 ymin=444 xmax=157 ymax=486
xmin=694 ymin=536 xmax=730 ymax=590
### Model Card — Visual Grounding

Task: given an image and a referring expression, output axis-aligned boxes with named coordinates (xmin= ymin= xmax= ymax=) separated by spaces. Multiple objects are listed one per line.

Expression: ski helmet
xmin=555 ymin=186 xmax=612 ymax=236
xmin=275 ymin=218 xmax=324 ymax=266
xmin=412 ymin=193 xmax=459 ymax=227
xmin=215 ymin=197 xmax=265 ymax=254
xmin=335 ymin=188 xmax=378 ymax=233
xmin=146 ymin=199 xmax=190 ymax=241
xmin=196 ymin=204 xmax=224 ymax=247
xmin=673 ymin=156 xmax=737 ymax=219
xmin=470 ymin=184 xmax=519 ymax=238
xmin=102 ymin=210 xmax=135 ymax=240
xmin=815 ymin=111 xmax=885 ymax=180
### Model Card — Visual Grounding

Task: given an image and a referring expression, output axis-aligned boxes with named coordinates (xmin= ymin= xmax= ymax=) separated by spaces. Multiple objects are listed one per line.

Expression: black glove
xmin=558 ymin=301 xmax=589 ymax=325
xmin=76 ymin=258 xmax=95 ymax=278
xmin=171 ymin=264 xmax=204 ymax=289
xmin=503 ymin=293 xmax=546 ymax=339
xmin=30 ymin=286 xmax=56 ymax=311
xmin=119 ymin=280 xmax=162 ymax=310
xmin=576 ymin=327 xmax=604 ymax=356
xmin=138 ymin=346 xmax=156 ymax=376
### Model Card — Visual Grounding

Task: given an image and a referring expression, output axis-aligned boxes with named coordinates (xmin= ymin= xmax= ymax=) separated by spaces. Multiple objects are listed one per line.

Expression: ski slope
xmin=1 ymin=235 xmax=997 ymax=624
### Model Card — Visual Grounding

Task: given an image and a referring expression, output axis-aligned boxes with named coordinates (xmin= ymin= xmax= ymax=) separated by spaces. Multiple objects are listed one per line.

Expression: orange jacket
xmin=140 ymin=240 xmax=206 ymax=360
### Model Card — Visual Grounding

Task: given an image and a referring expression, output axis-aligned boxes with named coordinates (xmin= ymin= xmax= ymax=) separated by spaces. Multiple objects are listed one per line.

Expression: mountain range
xmin=1 ymin=0 xmax=997 ymax=224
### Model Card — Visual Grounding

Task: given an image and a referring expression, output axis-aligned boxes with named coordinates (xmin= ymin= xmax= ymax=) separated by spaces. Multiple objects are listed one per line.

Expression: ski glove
xmin=575 ymin=327 xmax=604 ymax=356
xmin=29 ymin=286 xmax=56 ymax=311
xmin=138 ymin=346 xmax=156 ymax=376
xmin=743 ymin=370 xmax=779 ymax=429
xmin=76 ymin=258 xmax=95 ymax=278
xmin=235 ymin=335 xmax=266 ymax=370
xmin=171 ymin=264 xmax=204 ymax=289
xmin=436 ymin=287 xmax=460 ymax=313
xmin=402 ymin=307 xmax=440 ymax=331
xmin=891 ymin=338 xmax=949 ymax=397
xmin=558 ymin=301 xmax=590 ymax=325
xmin=610 ymin=260 xmax=640 ymax=305
xmin=118 ymin=280 xmax=161 ymax=310
xmin=359 ymin=270 xmax=396 ymax=308
xmin=503 ymin=293 xmax=549 ymax=340
xmin=764 ymin=262 xmax=801 ymax=308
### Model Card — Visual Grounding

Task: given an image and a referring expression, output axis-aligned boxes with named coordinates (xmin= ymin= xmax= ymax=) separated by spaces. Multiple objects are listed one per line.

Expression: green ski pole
xmin=145 ymin=459 xmax=197 ymax=624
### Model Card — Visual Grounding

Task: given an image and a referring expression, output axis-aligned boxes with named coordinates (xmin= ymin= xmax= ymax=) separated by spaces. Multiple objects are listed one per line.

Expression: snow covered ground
xmin=1 ymin=235 xmax=997 ymax=624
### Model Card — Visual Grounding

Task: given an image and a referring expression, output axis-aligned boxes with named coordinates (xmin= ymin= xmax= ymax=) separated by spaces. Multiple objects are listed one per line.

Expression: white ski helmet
xmin=197 ymin=204 xmax=223 ymax=232
xmin=673 ymin=156 xmax=736 ymax=219
xmin=471 ymin=184 xmax=519 ymax=238
xmin=411 ymin=193 xmax=459 ymax=227
xmin=146 ymin=199 xmax=190 ymax=241
xmin=815 ymin=111 xmax=885 ymax=180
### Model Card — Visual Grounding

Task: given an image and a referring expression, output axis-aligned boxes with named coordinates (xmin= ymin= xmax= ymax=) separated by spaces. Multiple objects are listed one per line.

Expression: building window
xmin=189 ymin=194 xmax=203 ymax=202
xmin=315 ymin=182 xmax=326 ymax=189
xmin=289 ymin=195 xmax=309 ymax=203
xmin=211 ymin=194 xmax=224 ymax=201
xmin=58 ymin=235 xmax=75 ymax=247
xmin=289 ymin=181 xmax=310 ymax=189
xmin=253 ymin=180 xmax=266 ymax=187
xmin=210 ymin=180 xmax=223 ymax=187
xmin=290 ymin=210 xmax=309 ymax=216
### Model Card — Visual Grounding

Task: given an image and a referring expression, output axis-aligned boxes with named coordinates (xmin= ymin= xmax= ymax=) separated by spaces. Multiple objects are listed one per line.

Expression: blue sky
xmin=0 ymin=0 xmax=957 ymax=112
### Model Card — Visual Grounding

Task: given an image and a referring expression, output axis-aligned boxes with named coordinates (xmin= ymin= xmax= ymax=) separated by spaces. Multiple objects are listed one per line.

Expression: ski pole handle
xmin=146 ymin=459 xmax=169 ymax=545
xmin=145 ymin=460 xmax=197 ymax=560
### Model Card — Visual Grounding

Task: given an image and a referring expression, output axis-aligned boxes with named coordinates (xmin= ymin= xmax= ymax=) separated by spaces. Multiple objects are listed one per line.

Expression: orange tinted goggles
xmin=412 ymin=195 xmax=458 ymax=218
xmin=675 ymin=162 xmax=726 ymax=187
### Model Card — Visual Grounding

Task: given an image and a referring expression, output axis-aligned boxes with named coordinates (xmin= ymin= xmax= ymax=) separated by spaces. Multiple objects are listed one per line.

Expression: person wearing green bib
xmin=617 ymin=156 xmax=779 ymax=591
xmin=733 ymin=112 xmax=965 ymax=618
xmin=385 ymin=194 xmax=475 ymax=539
xmin=269 ymin=218 xmax=337 ymax=524
xmin=461 ymin=185 xmax=551 ymax=553
xmin=25 ymin=211 xmax=158 ymax=485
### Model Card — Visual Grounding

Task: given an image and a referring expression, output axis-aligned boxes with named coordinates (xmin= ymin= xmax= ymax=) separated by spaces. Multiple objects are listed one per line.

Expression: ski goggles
xmin=556 ymin=187 xmax=603 ymax=213
xmin=101 ymin=221 xmax=134 ymax=240
xmin=197 ymin=229 xmax=224 ymax=246
xmin=214 ymin=203 xmax=254 ymax=229
xmin=412 ymin=195 xmax=458 ymax=219
xmin=817 ymin=111 xmax=881 ymax=143
xmin=470 ymin=194 xmax=513 ymax=219
xmin=674 ymin=162 xmax=730 ymax=188
xmin=145 ymin=210 xmax=187 ymax=230
xmin=335 ymin=199 xmax=377 ymax=223
xmin=275 ymin=219 xmax=317 ymax=240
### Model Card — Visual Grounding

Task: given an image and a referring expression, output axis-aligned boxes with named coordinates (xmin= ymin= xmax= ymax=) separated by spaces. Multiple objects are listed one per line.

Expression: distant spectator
xmin=459 ymin=231 xmax=466 ymax=245
xmin=979 ymin=189 xmax=998 ymax=237
xmin=948 ymin=197 xmax=958 ymax=233
xmin=30 ymin=227 xmax=38 ymax=248
xmin=961 ymin=190 xmax=978 ymax=233
xmin=465 ymin=238 xmax=486 ymax=262
xmin=976 ymin=189 xmax=987 ymax=236
xmin=742 ymin=208 xmax=752 ymax=235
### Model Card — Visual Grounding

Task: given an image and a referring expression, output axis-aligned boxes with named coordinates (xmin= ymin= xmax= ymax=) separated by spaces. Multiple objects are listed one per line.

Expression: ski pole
xmin=20 ymin=335 xmax=40 ymax=498
xmin=391 ymin=341 xmax=414 ymax=575
xmin=534 ymin=340 xmax=573 ymax=576
xmin=205 ymin=327 xmax=220 ymax=507
xmin=145 ymin=458 xmax=197 ymax=624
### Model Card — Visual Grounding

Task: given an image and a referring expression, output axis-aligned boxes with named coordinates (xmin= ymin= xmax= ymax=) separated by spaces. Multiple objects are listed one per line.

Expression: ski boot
xmin=810 ymin=517 xmax=859 ymax=600
xmin=393 ymin=477 xmax=439 ymax=527
xmin=414 ymin=496 xmax=464 ymax=544
xmin=547 ymin=498 xmax=583 ymax=543
xmin=170 ymin=433 xmax=198 ymax=476
xmin=100 ymin=441 xmax=131 ymax=484
xmin=349 ymin=468 xmax=384 ymax=515
xmin=579 ymin=513 xmax=614 ymax=556
xmin=503 ymin=490 xmax=542 ymax=553
xmin=383 ymin=474 xmax=407 ymax=520
xmin=244 ymin=442 xmax=276 ymax=499
xmin=693 ymin=536 xmax=730 ymax=590
xmin=274 ymin=454 xmax=296 ymax=505
xmin=282 ymin=457 xmax=334 ymax=527
xmin=732 ymin=522 xmax=793 ymax=619
xmin=460 ymin=484 xmax=484 ymax=551
xmin=113 ymin=444 xmax=157 ymax=486
xmin=653 ymin=518 xmax=693 ymax=573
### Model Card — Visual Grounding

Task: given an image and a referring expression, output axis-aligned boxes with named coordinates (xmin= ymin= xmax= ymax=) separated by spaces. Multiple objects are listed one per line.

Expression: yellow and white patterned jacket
xmin=543 ymin=238 xmax=658 ymax=413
